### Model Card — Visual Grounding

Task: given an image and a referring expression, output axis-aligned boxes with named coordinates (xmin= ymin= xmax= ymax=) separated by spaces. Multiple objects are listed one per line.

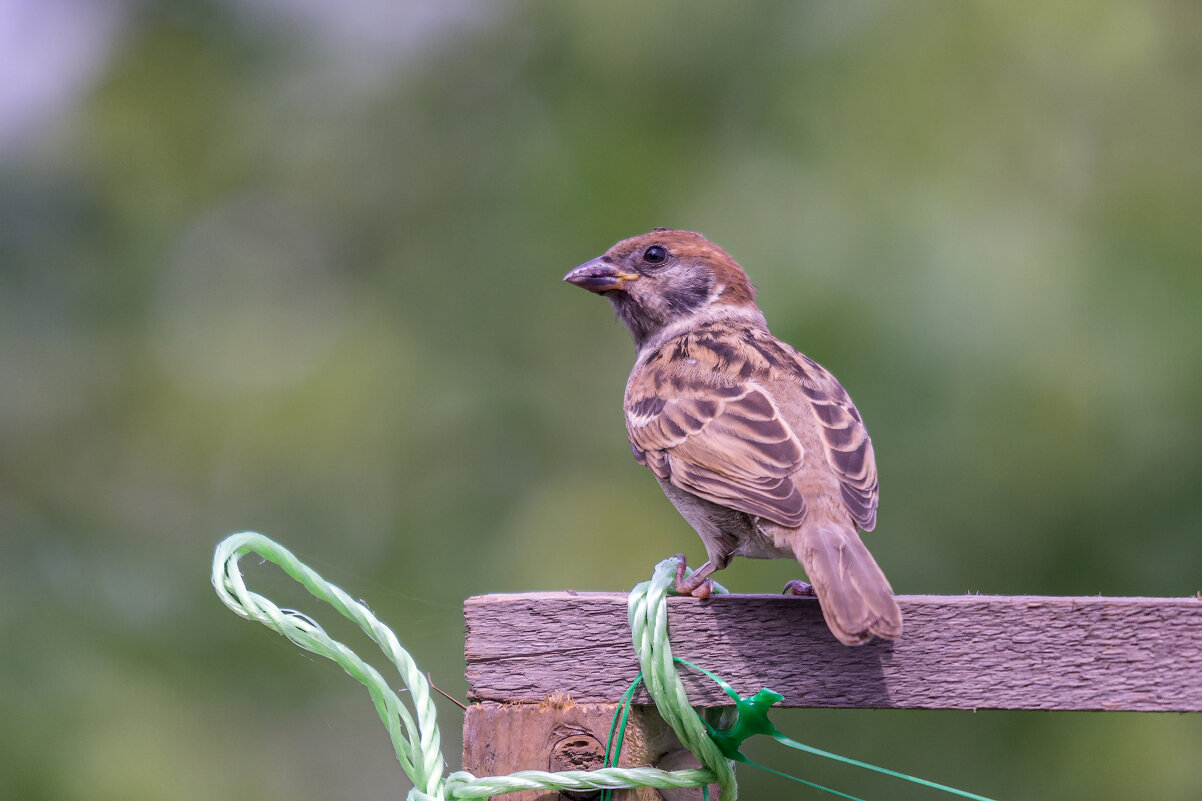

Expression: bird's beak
xmin=563 ymin=258 xmax=639 ymax=294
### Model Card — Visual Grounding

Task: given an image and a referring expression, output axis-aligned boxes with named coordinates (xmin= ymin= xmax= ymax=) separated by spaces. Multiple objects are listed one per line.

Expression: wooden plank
xmin=462 ymin=701 xmax=723 ymax=801
xmin=464 ymin=593 xmax=1202 ymax=712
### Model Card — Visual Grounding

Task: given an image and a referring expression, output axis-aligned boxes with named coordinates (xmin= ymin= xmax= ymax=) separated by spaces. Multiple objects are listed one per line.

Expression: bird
xmin=563 ymin=228 xmax=901 ymax=645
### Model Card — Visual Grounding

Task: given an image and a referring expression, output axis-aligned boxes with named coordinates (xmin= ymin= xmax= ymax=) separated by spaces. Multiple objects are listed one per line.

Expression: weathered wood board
xmin=465 ymin=593 xmax=1202 ymax=711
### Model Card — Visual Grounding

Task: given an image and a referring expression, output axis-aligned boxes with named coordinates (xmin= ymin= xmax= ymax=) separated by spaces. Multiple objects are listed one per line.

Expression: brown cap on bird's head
xmin=564 ymin=229 xmax=761 ymax=350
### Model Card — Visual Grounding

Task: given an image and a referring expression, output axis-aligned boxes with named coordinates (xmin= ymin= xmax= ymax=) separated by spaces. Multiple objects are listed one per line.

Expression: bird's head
xmin=563 ymin=228 xmax=765 ymax=351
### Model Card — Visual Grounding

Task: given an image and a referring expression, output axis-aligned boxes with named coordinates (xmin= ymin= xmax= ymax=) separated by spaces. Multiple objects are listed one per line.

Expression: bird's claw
xmin=783 ymin=579 xmax=817 ymax=597
xmin=674 ymin=554 xmax=714 ymax=599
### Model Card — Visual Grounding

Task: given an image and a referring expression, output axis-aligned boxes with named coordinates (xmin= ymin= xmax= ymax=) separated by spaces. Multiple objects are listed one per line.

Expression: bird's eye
xmin=642 ymin=245 xmax=668 ymax=265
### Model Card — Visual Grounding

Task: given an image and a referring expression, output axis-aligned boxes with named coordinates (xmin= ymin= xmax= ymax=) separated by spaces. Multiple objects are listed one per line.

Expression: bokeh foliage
xmin=2 ymin=1 xmax=1200 ymax=799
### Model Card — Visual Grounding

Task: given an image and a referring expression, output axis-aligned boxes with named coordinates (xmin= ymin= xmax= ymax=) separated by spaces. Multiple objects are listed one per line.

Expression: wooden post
xmin=461 ymin=592 xmax=1202 ymax=798
xmin=462 ymin=700 xmax=725 ymax=801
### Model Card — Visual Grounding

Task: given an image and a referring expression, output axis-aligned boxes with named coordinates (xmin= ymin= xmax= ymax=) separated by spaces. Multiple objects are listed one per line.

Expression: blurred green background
xmin=3 ymin=1 xmax=1201 ymax=799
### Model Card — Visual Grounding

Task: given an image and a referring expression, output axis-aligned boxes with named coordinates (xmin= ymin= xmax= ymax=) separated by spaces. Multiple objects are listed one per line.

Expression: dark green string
xmin=604 ymin=657 xmax=998 ymax=801
xmin=737 ymin=757 xmax=866 ymax=800
xmin=604 ymin=668 xmax=859 ymax=800
xmin=603 ymin=671 xmax=719 ymax=801
xmin=679 ymin=658 xmax=998 ymax=801
xmin=600 ymin=671 xmax=644 ymax=801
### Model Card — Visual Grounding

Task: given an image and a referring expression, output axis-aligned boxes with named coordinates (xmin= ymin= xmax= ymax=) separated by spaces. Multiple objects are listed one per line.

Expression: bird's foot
xmin=783 ymin=579 xmax=817 ymax=597
xmin=674 ymin=554 xmax=714 ymax=600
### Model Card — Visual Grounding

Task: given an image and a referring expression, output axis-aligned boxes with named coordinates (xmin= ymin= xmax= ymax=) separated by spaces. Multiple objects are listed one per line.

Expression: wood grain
xmin=462 ymin=702 xmax=722 ymax=801
xmin=464 ymin=593 xmax=1202 ymax=712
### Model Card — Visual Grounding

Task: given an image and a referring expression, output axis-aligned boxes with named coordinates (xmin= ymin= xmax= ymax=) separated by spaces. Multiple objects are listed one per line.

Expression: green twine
xmin=213 ymin=533 xmax=996 ymax=801
xmin=626 ymin=557 xmax=740 ymax=798
xmin=212 ymin=532 xmax=446 ymax=798
xmin=212 ymin=533 xmax=716 ymax=801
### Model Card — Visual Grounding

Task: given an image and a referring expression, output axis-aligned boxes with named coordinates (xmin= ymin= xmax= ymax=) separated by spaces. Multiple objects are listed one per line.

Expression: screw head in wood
xmin=549 ymin=732 xmax=605 ymax=800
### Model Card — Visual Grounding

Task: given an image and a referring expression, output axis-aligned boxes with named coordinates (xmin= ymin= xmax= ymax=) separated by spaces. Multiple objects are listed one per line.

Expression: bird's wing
xmin=625 ymin=334 xmax=808 ymax=527
xmin=778 ymin=344 xmax=879 ymax=531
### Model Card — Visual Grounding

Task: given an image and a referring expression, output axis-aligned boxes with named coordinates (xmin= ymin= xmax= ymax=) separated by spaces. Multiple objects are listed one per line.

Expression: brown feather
xmin=626 ymin=327 xmax=807 ymax=527
xmin=787 ymin=521 xmax=902 ymax=644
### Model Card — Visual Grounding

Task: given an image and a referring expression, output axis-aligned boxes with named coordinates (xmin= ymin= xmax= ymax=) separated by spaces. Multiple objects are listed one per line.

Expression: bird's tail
xmin=793 ymin=522 xmax=902 ymax=645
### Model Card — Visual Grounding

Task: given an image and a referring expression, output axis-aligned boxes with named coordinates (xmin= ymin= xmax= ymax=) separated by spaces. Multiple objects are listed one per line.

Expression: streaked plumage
xmin=564 ymin=228 xmax=901 ymax=645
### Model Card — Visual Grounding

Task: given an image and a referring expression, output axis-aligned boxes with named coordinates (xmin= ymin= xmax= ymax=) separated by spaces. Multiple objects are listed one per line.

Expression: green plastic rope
xmin=214 ymin=533 xmax=995 ymax=801
xmin=627 ymin=557 xmax=739 ymax=799
xmin=212 ymin=533 xmax=446 ymax=797
xmin=212 ymin=532 xmax=716 ymax=801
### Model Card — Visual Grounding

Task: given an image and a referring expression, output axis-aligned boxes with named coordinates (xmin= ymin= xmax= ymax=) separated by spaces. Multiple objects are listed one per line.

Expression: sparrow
xmin=563 ymin=229 xmax=901 ymax=645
